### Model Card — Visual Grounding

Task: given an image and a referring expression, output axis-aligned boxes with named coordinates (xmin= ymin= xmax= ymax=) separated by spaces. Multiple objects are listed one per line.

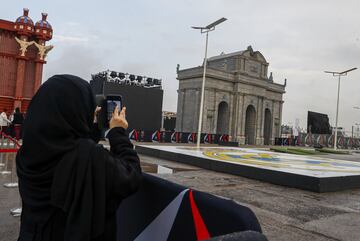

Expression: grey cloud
xmin=44 ymin=45 xmax=105 ymax=81
xmin=34 ymin=0 xmax=360 ymax=133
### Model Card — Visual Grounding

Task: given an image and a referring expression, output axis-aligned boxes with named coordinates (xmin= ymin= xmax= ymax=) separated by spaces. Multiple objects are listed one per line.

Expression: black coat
xmin=16 ymin=75 xmax=142 ymax=241
xmin=19 ymin=128 xmax=142 ymax=241
xmin=13 ymin=112 xmax=24 ymax=125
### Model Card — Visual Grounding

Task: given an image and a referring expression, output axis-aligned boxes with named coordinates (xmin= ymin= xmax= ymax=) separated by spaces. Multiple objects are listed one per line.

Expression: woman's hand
xmin=93 ymin=106 xmax=101 ymax=123
xmin=110 ymin=106 xmax=128 ymax=130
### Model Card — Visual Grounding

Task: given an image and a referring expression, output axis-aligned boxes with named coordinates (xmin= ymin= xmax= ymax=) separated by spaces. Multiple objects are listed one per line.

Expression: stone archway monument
xmin=176 ymin=46 xmax=286 ymax=145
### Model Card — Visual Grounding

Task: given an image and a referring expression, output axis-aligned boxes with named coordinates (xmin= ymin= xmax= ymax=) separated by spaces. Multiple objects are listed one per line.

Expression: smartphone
xmin=94 ymin=95 xmax=123 ymax=130
xmin=106 ymin=96 xmax=122 ymax=121
xmin=105 ymin=95 xmax=123 ymax=122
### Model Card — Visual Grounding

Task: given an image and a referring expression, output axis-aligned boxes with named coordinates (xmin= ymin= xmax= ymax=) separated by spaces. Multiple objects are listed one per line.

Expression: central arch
xmin=216 ymin=101 xmax=229 ymax=134
xmin=245 ymin=105 xmax=256 ymax=145
xmin=263 ymin=108 xmax=272 ymax=145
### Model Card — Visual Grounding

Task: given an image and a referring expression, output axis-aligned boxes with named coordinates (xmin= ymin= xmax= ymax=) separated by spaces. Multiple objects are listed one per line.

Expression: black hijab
xmin=17 ymin=75 xmax=106 ymax=241
xmin=13 ymin=107 xmax=24 ymax=124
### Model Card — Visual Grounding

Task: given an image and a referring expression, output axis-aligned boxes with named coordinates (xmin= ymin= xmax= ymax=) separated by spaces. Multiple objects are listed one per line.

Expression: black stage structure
xmin=90 ymin=70 xmax=163 ymax=132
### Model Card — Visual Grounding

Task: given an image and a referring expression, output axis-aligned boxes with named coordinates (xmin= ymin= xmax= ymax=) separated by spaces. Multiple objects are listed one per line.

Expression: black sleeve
xmin=90 ymin=123 xmax=102 ymax=143
xmin=104 ymin=127 xmax=142 ymax=199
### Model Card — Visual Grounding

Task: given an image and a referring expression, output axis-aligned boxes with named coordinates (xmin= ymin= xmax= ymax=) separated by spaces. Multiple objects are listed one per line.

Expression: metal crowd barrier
xmin=0 ymin=131 xmax=22 ymax=217
xmin=277 ymin=133 xmax=360 ymax=149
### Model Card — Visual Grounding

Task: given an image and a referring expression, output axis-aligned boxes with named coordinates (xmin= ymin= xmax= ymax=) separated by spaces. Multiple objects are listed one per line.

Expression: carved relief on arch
xmin=247 ymin=98 xmax=257 ymax=112
xmin=217 ymin=92 xmax=230 ymax=104
xmin=264 ymin=101 xmax=272 ymax=110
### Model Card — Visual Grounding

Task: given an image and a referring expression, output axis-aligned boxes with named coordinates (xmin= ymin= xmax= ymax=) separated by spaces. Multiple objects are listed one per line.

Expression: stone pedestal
xmin=237 ymin=135 xmax=246 ymax=145
xmin=256 ymin=137 xmax=264 ymax=146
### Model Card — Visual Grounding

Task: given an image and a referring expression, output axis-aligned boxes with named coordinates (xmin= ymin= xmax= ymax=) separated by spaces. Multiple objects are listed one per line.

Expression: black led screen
xmin=307 ymin=111 xmax=331 ymax=134
xmin=90 ymin=79 xmax=163 ymax=131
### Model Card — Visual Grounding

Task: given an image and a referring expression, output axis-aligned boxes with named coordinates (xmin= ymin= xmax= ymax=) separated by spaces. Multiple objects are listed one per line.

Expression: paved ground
xmin=139 ymin=153 xmax=360 ymax=241
xmin=1 ymin=145 xmax=360 ymax=241
xmin=0 ymin=153 xmax=21 ymax=241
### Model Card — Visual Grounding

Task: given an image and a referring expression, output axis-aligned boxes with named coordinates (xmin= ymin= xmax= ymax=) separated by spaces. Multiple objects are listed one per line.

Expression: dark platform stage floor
xmin=136 ymin=145 xmax=360 ymax=192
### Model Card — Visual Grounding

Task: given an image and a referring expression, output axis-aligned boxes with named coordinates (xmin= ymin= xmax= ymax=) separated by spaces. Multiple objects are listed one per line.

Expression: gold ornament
xmin=15 ymin=37 xmax=34 ymax=57
xmin=33 ymin=42 xmax=54 ymax=60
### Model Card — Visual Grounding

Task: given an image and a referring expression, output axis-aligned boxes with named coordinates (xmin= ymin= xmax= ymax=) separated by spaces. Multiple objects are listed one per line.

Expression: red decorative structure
xmin=0 ymin=8 xmax=53 ymax=113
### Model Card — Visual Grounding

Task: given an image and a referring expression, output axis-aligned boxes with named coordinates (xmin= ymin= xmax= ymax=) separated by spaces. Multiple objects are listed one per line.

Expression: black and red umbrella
xmin=117 ymin=173 xmax=263 ymax=241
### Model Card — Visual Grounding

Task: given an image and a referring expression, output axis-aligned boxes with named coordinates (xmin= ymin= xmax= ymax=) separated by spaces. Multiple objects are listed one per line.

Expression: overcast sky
xmin=2 ymin=0 xmax=360 ymax=133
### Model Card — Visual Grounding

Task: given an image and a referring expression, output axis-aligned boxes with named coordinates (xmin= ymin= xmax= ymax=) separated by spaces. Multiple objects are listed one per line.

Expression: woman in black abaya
xmin=16 ymin=74 xmax=142 ymax=241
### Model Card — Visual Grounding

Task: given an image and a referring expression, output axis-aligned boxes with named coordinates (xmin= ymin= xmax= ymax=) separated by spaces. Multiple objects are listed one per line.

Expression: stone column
xmin=33 ymin=39 xmax=53 ymax=94
xmin=239 ymin=94 xmax=246 ymax=144
xmin=271 ymin=100 xmax=278 ymax=144
xmin=33 ymin=39 xmax=45 ymax=94
xmin=278 ymin=101 xmax=284 ymax=137
xmin=203 ymin=89 xmax=211 ymax=133
xmin=175 ymin=89 xmax=185 ymax=132
xmin=13 ymin=35 xmax=31 ymax=109
xmin=256 ymin=97 xmax=264 ymax=145
xmin=231 ymin=92 xmax=239 ymax=141
xmin=209 ymin=89 xmax=216 ymax=133
xmin=213 ymin=91 xmax=218 ymax=134
xmin=228 ymin=93 xmax=235 ymax=140
xmin=13 ymin=9 xmax=35 ymax=110
xmin=14 ymin=57 xmax=26 ymax=109
xmin=33 ymin=61 xmax=44 ymax=93
xmin=235 ymin=93 xmax=242 ymax=143
xmin=271 ymin=100 xmax=275 ymax=143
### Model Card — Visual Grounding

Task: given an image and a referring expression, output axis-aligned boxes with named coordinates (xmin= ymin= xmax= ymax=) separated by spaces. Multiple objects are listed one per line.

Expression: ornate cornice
xmin=15 ymin=55 xmax=29 ymax=61
xmin=0 ymin=95 xmax=31 ymax=101
xmin=0 ymin=20 xmax=16 ymax=32
xmin=178 ymin=67 xmax=286 ymax=94
xmin=178 ymin=87 xmax=283 ymax=102
xmin=35 ymin=59 xmax=46 ymax=64
xmin=0 ymin=52 xmax=17 ymax=58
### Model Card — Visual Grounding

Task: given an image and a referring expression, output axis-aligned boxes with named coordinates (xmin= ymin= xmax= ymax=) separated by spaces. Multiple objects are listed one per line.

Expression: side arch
xmin=263 ymin=108 xmax=272 ymax=145
xmin=216 ymin=101 xmax=230 ymax=134
xmin=245 ymin=105 xmax=256 ymax=145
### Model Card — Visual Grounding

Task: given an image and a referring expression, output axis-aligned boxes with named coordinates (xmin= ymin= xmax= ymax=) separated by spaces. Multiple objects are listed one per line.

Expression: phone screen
xmin=107 ymin=100 xmax=122 ymax=121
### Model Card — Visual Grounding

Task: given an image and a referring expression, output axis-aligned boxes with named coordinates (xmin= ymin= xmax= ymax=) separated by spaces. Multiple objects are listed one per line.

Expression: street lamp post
xmin=192 ymin=17 xmax=227 ymax=149
xmin=325 ymin=67 xmax=357 ymax=150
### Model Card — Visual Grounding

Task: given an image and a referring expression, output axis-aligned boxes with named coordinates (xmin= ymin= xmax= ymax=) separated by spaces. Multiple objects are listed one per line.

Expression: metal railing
xmin=0 ymin=131 xmax=22 ymax=217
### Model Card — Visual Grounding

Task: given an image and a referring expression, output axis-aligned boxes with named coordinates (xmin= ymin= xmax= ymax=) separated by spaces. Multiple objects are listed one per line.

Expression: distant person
xmin=0 ymin=108 xmax=11 ymax=134
xmin=12 ymin=107 xmax=24 ymax=139
xmin=13 ymin=107 xmax=24 ymax=125
xmin=16 ymin=75 xmax=142 ymax=241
